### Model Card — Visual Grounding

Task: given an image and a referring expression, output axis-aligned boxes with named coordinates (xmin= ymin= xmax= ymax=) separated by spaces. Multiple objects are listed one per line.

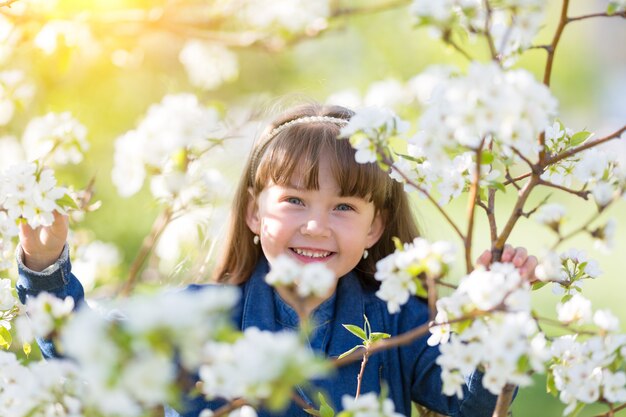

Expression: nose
xmin=300 ymin=217 xmax=331 ymax=238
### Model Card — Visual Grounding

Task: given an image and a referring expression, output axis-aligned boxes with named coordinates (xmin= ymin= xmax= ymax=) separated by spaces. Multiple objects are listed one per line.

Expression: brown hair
xmin=212 ymin=103 xmax=420 ymax=287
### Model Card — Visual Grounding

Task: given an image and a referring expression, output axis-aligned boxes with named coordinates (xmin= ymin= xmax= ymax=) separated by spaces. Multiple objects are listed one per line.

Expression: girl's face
xmin=246 ymin=155 xmax=384 ymax=288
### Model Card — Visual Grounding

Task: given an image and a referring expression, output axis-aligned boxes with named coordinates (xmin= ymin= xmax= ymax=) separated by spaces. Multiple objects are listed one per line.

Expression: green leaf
xmin=318 ymin=393 xmax=335 ymax=417
xmin=342 ymin=324 xmax=367 ymax=341
xmin=23 ymin=342 xmax=32 ymax=357
xmin=532 ymin=281 xmax=548 ymax=291
xmin=369 ymin=332 xmax=391 ymax=343
xmin=0 ymin=326 xmax=12 ymax=349
xmin=478 ymin=187 xmax=487 ymax=202
xmin=363 ymin=315 xmax=371 ymax=339
xmin=56 ymin=193 xmax=79 ymax=210
xmin=393 ymin=152 xmax=424 ymax=164
xmin=480 ymin=151 xmax=494 ymax=165
xmin=565 ymin=401 xmax=586 ymax=417
xmin=452 ymin=318 xmax=473 ymax=334
xmin=546 ymin=371 xmax=558 ymax=396
xmin=607 ymin=3 xmax=618 ymax=15
xmin=414 ymin=279 xmax=428 ymax=298
xmin=570 ymin=131 xmax=591 ymax=146
xmin=392 ymin=237 xmax=404 ymax=252
xmin=337 ymin=345 xmax=363 ymax=360
xmin=489 ymin=181 xmax=506 ymax=193
xmin=561 ymin=294 xmax=573 ymax=303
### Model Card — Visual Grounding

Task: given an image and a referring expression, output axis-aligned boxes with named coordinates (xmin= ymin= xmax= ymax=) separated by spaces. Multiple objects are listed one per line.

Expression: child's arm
xmin=15 ymin=211 xmax=85 ymax=358
xmin=19 ymin=210 xmax=69 ymax=272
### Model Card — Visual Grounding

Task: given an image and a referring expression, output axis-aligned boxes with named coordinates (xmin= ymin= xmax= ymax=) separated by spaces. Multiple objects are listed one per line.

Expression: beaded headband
xmin=249 ymin=115 xmax=349 ymax=181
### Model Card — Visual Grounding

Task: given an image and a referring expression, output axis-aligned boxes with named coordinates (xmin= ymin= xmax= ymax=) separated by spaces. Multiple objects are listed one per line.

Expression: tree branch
xmin=488 ymin=188 xmax=498 ymax=244
xmin=118 ymin=207 xmax=173 ymax=296
xmin=332 ymin=0 xmax=411 ymax=17
xmin=543 ymin=0 xmax=570 ymax=87
xmin=213 ymin=398 xmax=249 ymax=417
xmin=465 ymin=143 xmax=484 ymax=274
xmin=537 ymin=179 xmax=590 ymax=199
xmin=568 ymin=11 xmax=626 ymax=23
xmin=0 ymin=0 xmax=19 ymax=7
xmin=503 ymin=171 xmax=531 ymax=187
xmin=492 ymin=384 xmax=515 ymax=417
xmin=482 ymin=0 xmax=499 ymax=62
xmin=544 ymin=125 xmax=626 ymax=166
xmin=494 ymin=175 xmax=540 ymax=254
xmin=384 ymin=155 xmax=465 ymax=241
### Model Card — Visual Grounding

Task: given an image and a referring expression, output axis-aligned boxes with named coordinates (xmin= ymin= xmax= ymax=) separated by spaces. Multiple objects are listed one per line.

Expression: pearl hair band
xmin=265 ymin=115 xmax=349 ymax=141
xmin=250 ymin=115 xmax=349 ymax=179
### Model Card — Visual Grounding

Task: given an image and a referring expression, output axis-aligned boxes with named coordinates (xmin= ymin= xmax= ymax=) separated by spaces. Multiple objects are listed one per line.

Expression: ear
xmin=365 ymin=210 xmax=385 ymax=248
xmin=245 ymin=188 xmax=261 ymax=235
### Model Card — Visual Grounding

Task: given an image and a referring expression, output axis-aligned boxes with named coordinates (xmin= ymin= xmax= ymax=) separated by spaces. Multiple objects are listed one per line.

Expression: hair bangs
xmin=253 ymin=122 xmax=392 ymax=211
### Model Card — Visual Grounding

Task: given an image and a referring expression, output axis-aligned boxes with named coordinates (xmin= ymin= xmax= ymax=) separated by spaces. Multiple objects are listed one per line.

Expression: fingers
xmin=519 ymin=255 xmax=538 ymax=282
xmin=500 ymin=244 xmax=515 ymax=263
xmin=476 ymin=250 xmax=492 ymax=267
xmin=477 ymin=245 xmax=538 ymax=282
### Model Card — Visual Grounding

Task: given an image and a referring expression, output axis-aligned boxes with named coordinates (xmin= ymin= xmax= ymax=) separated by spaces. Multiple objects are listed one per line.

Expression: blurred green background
xmin=2 ymin=0 xmax=625 ymax=415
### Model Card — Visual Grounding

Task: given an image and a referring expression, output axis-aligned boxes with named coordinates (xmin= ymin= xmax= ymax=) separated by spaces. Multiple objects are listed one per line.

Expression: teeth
xmin=293 ymin=248 xmax=331 ymax=258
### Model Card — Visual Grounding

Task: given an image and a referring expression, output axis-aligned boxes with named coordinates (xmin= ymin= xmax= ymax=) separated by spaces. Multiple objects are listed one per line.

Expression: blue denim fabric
xmin=17 ymin=251 xmax=498 ymax=417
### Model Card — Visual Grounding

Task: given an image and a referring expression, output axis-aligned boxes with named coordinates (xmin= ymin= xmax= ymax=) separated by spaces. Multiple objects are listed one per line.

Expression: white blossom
xmin=534 ymin=203 xmax=566 ymax=230
xmin=22 ymin=112 xmax=89 ymax=165
xmin=0 ymin=70 xmax=35 ymax=126
xmin=591 ymin=181 xmax=614 ymax=208
xmin=111 ymin=93 xmax=225 ymax=198
xmin=200 ymin=328 xmax=327 ymax=404
xmin=179 ymin=40 xmax=239 ymax=90
xmin=364 ymin=79 xmax=412 ymax=108
xmin=237 ymin=0 xmax=329 ymax=33
xmin=340 ymin=392 xmax=405 ymax=417
xmin=594 ymin=310 xmax=620 ymax=332
xmin=265 ymin=255 xmax=336 ymax=298
xmin=557 ymin=294 xmax=592 ymax=324
xmin=375 ymin=238 xmax=456 ymax=313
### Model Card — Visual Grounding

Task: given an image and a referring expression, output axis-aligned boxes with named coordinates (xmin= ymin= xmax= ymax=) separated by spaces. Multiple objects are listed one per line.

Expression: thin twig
xmin=550 ymin=201 xmax=614 ymax=250
xmin=487 ymin=188 xmax=498 ymax=243
xmin=594 ymin=402 xmax=626 ymax=417
xmin=568 ymin=11 xmax=626 ymax=23
xmin=537 ymin=179 xmax=590 ymax=199
xmin=494 ymin=175 xmax=540 ymax=251
xmin=482 ymin=0 xmax=499 ymax=62
xmin=543 ymin=0 xmax=570 ymax=87
xmin=332 ymin=0 xmax=410 ymax=17
xmin=426 ymin=273 xmax=438 ymax=321
xmin=510 ymin=147 xmax=536 ymax=171
xmin=492 ymin=384 xmax=515 ymax=417
xmin=503 ymin=172 xmax=531 ymax=187
xmin=0 ymin=0 xmax=19 ymax=7
xmin=465 ymin=143 xmax=484 ymax=274
xmin=118 ymin=207 xmax=174 ymax=296
xmin=544 ymin=125 xmax=626 ymax=166
xmin=333 ymin=312 xmax=488 ymax=367
xmin=355 ymin=349 xmax=370 ymax=399
xmin=443 ymin=31 xmax=474 ymax=62
xmin=213 ymin=398 xmax=248 ymax=417
xmin=384 ymin=156 xmax=465 ymax=241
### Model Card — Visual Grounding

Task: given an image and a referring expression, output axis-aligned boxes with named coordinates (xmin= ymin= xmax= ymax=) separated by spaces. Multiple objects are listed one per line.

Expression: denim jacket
xmin=16 ymin=247 xmax=498 ymax=417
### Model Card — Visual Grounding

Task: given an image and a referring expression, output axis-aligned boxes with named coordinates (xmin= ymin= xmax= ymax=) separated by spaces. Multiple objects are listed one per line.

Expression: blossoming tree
xmin=0 ymin=0 xmax=625 ymax=417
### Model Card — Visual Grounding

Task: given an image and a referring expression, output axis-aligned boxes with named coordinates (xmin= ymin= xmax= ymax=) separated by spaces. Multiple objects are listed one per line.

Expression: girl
xmin=17 ymin=103 xmax=536 ymax=417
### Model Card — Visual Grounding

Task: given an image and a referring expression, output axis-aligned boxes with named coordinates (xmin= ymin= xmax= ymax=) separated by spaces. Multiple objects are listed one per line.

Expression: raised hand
xmin=476 ymin=244 xmax=538 ymax=282
xmin=18 ymin=210 xmax=69 ymax=272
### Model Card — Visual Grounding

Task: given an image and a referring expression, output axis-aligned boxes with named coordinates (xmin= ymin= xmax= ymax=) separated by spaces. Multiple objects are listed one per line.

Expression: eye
xmin=335 ymin=203 xmax=354 ymax=212
xmin=286 ymin=196 xmax=304 ymax=206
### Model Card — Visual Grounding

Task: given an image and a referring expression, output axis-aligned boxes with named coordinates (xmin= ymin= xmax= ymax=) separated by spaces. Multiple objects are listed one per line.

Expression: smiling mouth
xmin=290 ymin=248 xmax=333 ymax=259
